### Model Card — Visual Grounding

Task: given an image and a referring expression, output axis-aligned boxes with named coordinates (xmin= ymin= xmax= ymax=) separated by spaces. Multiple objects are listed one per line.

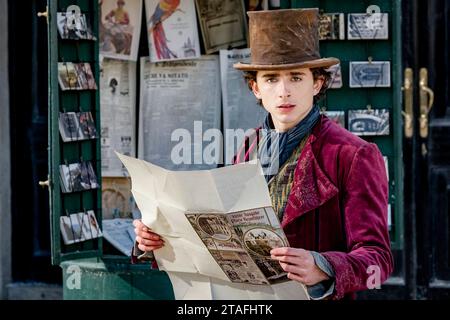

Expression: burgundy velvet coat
xmin=233 ymin=115 xmax=394 ymax=300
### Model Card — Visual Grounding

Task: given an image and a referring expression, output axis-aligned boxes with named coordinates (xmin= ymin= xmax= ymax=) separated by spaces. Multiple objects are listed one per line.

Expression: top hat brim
xmin=233 ymin=57 xmax=340 ymax=71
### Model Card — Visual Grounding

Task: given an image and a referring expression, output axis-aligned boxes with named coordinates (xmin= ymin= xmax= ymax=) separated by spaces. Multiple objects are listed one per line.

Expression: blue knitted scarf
xmin=258 ymin=104 xmax=320 ymax=181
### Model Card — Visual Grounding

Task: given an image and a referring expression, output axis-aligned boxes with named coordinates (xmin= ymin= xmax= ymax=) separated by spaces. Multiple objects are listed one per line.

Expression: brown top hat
xmin=234 ymin=8 xmax=339 ymax=71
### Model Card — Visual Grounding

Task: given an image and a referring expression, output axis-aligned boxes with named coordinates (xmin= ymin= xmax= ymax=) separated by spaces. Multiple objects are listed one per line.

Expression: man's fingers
xmin=138 ymin=243 xmax=163 ymax=252
xmin=278 ymin=265 xmax=309 ymax=284
xmin=133 ymin=219 xmax=150 ymax=232
xmin=136 ymin=236 xmax=164 ymax=247
xmin=279 ymin=262 xmax=296 ymax=273
xmin=279 ymin=261 xmax=307 ymax=276
xmin=271 ymin=254 xmax=302 ymax=265
xmin=133 ymin=219 xmax=143 ymax=228
xmin=134 ymin=228 xmax=161 ymax=240
xmin=270 ymin=247 xmax=308 ymax=257
xmin=270 ymin=247 xmax=293 ymax=256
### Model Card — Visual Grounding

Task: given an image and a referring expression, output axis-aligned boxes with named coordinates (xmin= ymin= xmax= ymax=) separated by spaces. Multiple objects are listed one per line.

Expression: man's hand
xmin=270 ymin=247 xmax=329 ymax=286
xmin=133 ymin=219 xmax=164 ymax=252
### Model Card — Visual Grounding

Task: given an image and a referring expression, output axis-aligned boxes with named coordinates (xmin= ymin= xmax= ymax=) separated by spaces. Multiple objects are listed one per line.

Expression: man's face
xmin=251 ymin=68 xmax=323 ymax=132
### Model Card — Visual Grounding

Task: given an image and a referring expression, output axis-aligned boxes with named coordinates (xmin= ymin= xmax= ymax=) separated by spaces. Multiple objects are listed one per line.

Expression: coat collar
xmin=281 ymin=116 xmax=339 ymax=228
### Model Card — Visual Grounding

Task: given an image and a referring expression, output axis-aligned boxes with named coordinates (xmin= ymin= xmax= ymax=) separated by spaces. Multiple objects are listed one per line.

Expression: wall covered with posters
xmin=93 ymin=0 xmax=402 ymax=267
xmin=95 ymin=0 xmax=270 ymax=255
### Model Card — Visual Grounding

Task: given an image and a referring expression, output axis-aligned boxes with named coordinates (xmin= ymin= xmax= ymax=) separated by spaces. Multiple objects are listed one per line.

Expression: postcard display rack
xmin=48 ymin=0 xmax=173 ymax=299
xmin=291 ymin=0 xmax=403 ymax=252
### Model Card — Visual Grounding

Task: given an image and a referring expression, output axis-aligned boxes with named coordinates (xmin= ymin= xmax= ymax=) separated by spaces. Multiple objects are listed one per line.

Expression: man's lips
xmin=277 ymin=104 xmax=296 ymax=109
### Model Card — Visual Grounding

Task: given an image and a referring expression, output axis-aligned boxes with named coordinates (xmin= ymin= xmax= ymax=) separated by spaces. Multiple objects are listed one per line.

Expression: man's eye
xmin=292 ymin=76 xmax=302 ymax=81
xmin=266 ymin=78 xmax=277 ymax=83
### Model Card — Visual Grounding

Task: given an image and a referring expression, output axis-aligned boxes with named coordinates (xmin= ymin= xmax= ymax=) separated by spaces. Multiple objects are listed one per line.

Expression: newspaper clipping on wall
xmin=220 ymin=48 xmax=267 ymax=165
xmin=145 ymin=0 xmax=201 ymax=62
xmin=100 ymin=58 xmax=137 ymax=176
xmin=116 ymin=152 xmax=309 ymax=299
xmin=138 ymin=56 xmax=221 ymax=170
xmin=195 ymin=0 xmax=248 ymax=54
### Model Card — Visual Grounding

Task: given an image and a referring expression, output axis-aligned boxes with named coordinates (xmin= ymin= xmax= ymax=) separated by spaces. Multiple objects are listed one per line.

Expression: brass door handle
xmin=402 ymin=68 xmax=413 ymax=138
xmin=39 ymin=180 xmax=50 ymax=188
xmin=419 ymin=68 xmax=434 ymax=138
xmin=37 ymin=6 xmax=48 ymax=24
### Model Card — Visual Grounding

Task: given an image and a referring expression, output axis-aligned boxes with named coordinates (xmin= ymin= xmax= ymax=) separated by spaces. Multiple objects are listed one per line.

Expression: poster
xmin=195 ymin=0 xmax=248 ymax=54
xmin=100 ymin=58 xmax=137 ymax=176
xmin=99 ymin=0 xmax=142 ymax=61
xmin=139 ymin=56 xmax=221 ymax=170
xmin=145 ymin=0 xmax=201 ymax=62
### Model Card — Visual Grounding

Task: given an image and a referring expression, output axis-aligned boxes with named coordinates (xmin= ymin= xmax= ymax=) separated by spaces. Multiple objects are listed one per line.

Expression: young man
xmin=133 ymin=8 xmax=393 ymax=300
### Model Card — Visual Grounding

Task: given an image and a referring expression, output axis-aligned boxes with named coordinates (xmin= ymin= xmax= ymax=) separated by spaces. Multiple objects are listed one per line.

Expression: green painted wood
xmin=280 ymin=0 xmax=291 ymax=9
xmin=391 ymin=0 xmax=404 ymax=250
xmin=61 ymin=257 xmax=175 ymax=300
xmin=48 ymin=0 xmax=61 ymax=266
xmin=49 ymin=0 xmax=102 ymax=265
xmin=290 ymin=0 xmax=404 ymax=249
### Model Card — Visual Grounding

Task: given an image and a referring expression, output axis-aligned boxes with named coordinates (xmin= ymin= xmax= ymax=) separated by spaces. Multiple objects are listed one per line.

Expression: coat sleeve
xmin=321 ymin=143 xmax=394 ymax=300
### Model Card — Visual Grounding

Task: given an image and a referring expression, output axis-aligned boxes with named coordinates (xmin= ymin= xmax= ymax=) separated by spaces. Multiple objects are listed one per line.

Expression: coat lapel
xmin=281 ymin=134 xmax=339 ymax=228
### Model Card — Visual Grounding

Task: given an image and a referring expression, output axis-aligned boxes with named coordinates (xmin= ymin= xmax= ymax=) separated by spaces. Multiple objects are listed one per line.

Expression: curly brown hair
xmin=243 ymin=67 xmax=332 ymax=106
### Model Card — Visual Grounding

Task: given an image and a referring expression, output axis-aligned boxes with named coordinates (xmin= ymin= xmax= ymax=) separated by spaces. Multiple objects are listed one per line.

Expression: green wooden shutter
xmin=48 ymin=0 xmax=102 ymax=265
xmin=290 ymin=0 xmax=404 ymax=250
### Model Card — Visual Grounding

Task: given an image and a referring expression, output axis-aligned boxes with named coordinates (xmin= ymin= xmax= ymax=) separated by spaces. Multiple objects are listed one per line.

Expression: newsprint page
xmin=186 ymin=207 xmax=288 ymax=285
xmin=116 ymin=152 xmax=309 ymax=300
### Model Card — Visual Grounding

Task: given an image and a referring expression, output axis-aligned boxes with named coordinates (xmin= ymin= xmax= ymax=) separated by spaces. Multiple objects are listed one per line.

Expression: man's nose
xmin=277 ymin=79 xmax=291 ymax=98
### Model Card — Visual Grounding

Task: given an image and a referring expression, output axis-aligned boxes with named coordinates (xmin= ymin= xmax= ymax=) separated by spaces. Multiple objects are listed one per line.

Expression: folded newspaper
xmin=116 ymin=152 xmax=309 ymax=300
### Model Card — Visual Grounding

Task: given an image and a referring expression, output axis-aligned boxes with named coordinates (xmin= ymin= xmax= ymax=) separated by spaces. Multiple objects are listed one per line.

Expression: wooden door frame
xmin=0 ymin=0 xmax=12 ymax=301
